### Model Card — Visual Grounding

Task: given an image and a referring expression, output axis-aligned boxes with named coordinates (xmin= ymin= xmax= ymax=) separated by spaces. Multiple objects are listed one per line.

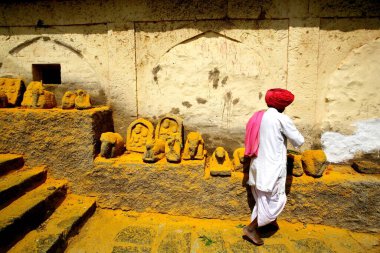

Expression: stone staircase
xmin=0 ymin=154 xmax=96 ymax=253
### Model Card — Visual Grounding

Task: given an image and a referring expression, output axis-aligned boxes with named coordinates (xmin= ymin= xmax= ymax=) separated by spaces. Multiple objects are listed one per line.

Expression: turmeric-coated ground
xmin=66 ymin=209 xmax=380 ymax=253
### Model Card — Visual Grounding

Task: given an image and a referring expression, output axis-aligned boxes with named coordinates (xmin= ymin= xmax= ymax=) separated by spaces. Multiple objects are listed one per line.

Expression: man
xmin=243 ymin=88 xmax=304 ymax=245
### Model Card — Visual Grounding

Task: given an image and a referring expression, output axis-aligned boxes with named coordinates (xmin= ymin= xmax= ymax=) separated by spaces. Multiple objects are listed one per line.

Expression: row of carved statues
xmin=0 ymin=77 xmax=92 ymax=109
xmin=99 ymin=115 xmax=248 ymax=176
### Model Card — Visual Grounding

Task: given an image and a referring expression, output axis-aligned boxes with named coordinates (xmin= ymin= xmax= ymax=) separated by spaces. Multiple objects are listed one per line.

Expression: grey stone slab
xmin=115 ymin=226 xmax=156 ymax=245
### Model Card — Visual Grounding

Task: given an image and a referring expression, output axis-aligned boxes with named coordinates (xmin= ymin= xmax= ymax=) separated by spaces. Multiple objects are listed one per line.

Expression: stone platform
xmin=0 ymin=107 xmax=113 ymax=183
xmin=85 ymin=154 xmax=380 ymax=233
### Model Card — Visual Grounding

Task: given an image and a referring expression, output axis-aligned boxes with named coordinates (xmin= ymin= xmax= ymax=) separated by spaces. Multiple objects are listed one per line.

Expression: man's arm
xmin=280 ymin=115 xmax=304 ymax=148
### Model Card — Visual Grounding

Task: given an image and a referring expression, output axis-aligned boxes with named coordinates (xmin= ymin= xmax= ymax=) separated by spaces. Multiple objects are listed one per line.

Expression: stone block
xmin=284 ymin=166 xmax=380 ymax=233
xmin=0 ymin=78 xmax=25 ymax=106
xmin=126 ymin=118 xmax=154 ymax=153
xmin=84 ymin=162 xmax=380 ymax=232
xmin=0 ymin=107 xmax=114 ymax=184
xmin=352 ymin=160 xmax=380 ymax=174
xmin=157 ymin=231 xmax=191 ymax=253
xmin=228 ymin=0 xmax=292 ymax=19
xmin=209 ymin=147 xmax=233 ymax=177
xmin=301 ymin=150 xmax=327 ymax=177
xmin=100 ymin=132 xmax=125 ymax=158
xmin=112 ymin=245 xmax=151 ymax=253
xmin=293 ymin=238 xmax=334 ymax=253
xmin=310 ymin=0 xmax=380 ymax=18
xmin=115 ymin=226 xmax=156 ymax=245
xmin=287 ymin=154 xmax=304 ymax=177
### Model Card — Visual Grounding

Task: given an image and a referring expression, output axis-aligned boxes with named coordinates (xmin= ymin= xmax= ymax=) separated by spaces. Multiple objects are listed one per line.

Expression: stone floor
xmin=66 ymin=209 xmax=380 ymax=253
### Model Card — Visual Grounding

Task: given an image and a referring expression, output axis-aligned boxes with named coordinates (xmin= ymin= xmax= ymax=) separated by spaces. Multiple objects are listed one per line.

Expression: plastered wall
xmin=0 ymin=0 xmax=379 ymax=162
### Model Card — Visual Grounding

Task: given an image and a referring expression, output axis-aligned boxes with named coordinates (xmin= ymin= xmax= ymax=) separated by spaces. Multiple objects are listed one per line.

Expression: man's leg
xmin=243 ymin=217 xmax=264 ymax=245
xmin=244 ymin=185 xmax=264 ymax=245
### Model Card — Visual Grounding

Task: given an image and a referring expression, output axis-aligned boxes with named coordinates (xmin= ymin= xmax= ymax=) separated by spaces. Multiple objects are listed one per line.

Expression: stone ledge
xmin=81 ymin=162 xmax=380 ymax=233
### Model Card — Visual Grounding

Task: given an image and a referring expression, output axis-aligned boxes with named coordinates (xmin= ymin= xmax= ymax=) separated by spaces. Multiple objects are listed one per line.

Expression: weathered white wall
xmin=0 ymin=0 xmax=379 ymax=160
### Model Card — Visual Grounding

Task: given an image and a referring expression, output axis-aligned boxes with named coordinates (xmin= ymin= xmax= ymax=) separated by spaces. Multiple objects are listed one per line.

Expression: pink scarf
xmin=244 ymin=110 xmax=265 ymax=157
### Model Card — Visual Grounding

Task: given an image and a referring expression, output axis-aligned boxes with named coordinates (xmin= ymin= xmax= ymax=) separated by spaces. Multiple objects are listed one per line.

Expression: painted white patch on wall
xmin=321 ymin=118 xmax=380 ymax=163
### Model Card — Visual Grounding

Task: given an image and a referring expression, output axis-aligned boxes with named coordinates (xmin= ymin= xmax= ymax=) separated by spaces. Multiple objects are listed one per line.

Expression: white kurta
xmin=248 ymin=108 xmax=304 ymax=226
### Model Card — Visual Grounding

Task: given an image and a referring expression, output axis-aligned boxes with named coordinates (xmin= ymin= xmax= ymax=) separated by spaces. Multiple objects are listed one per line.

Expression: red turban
xmin=265 ymin=88 xmax=294 ymax=111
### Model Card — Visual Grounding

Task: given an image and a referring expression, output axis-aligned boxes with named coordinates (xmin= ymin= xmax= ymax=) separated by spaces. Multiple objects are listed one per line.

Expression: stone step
xmin=0 ymin=166 xmax=47 ymax=208
xmin=0 ymin=179 xmax=67 ymax=250
xmin=9 ymin=194 xmax=96 ymax=253
xmin=0 ymin=154 xmax=24 ymax=175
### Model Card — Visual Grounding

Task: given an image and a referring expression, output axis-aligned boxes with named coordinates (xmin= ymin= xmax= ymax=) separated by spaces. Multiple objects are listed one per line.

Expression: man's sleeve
xmin=280 ymin=115 xmax=304 ymax=148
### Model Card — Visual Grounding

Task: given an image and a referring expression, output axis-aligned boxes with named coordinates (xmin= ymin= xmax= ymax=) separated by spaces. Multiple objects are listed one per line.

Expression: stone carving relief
xmin=182 ymin=132 xmax=206 ymax=160
xmin=75 ymin=89 xmax=92 ymax=110
xmin=155 ymin=115 xmax=183 ymax=147
xmin=62 ymin=91 xmax=77 ymax=109
xmin=165 ymin=134 xmax=182 ymax=163
xmin=143 ymin=139 xmax=166 ymax=163
xmin=287 ymin=153 xmax=304 ymax=177
xmin=0 ymin=78 xmax=25 ymax=107
xmin=126 ymin=119 xmax=154 ymax=153
xmin=21 ymin=81 xmax=57 ymax=109
xmin=232 ymin=147 xmax=246 ymax=172
xmin=302 ymin=150 xmax=327 ymax=178
xmin=100 ymin=132 xmax=125 ymax=158
xmin=209 ymin=147 xmax=233 ymax=176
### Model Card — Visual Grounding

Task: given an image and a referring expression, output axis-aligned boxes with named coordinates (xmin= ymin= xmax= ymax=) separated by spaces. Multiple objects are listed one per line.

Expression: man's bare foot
xmin=243 ymin=226 xmax=264 ymax=245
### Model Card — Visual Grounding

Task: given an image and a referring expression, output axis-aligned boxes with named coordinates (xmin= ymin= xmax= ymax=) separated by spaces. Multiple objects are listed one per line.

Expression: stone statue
xmin=75 ymin=89 xmax=92 ymax=109
xmin=209 ymin=147 xmax=233 ymax=176
xmin=62 ymin=91 xmax=77 ymax=109
xmin=287 ymin=153 xmax=304 ymax=177
xmin=100 ymin=132 xmax=125 ymax=158
xmin=21 ymin=81 xmax=57 ymax=109
xmin=232 ymin=147 xmax=248 ymax=172
xmin=155 ymin=115 xmax=183 ymax=148
xmin=0 ymin=78 xmax=25 ymax=107
xmin=165 ymin=134 xmax=181 ymax=163
xmin=0 ymin=91 xmax=8 ymax=108
xmin=301 ymin=150 xmax=327 ymax=178
xmin=143 ymin=139 xmax=166 ymax=163
xmin=182 ymin=132 xmax=206 ymax=160
xmin=126 ymin=119 xmax=154 ymax=153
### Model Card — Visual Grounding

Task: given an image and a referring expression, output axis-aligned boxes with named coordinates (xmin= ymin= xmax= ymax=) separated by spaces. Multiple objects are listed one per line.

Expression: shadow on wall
xmin=0 ymin=0 xmax=379 ymax=32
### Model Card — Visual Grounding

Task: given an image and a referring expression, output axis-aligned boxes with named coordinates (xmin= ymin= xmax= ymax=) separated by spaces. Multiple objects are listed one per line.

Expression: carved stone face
xmin=100 ymin=141 xmax=114 ymax=158
xmin=162 ymin=119 xmax=170 ymax=129
xmin=134 ymin=124 xmax=142 ymax=134
xmin=188 ymin=133 xmax=201 ymax=156
xmin=215 ymin=147 xmax=225 ymax=158
xmin=215 ymin=147 xmax=226 ymax=164
xmin=62 ymin=91 xmax=76 ymax=109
